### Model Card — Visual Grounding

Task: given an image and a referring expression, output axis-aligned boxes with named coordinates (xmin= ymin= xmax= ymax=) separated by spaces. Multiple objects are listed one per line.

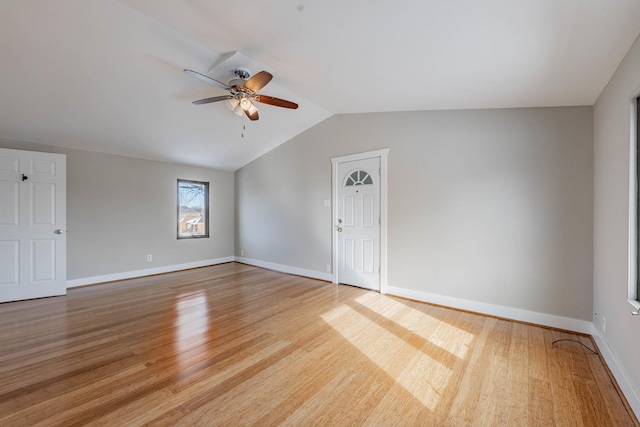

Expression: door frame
xmin=331 ymin=148 xmax=389 ymax=293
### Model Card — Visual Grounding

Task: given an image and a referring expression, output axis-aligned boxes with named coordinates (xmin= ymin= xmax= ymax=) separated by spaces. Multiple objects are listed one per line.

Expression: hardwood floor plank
xmin=528 ymin=377 xmax=556 ymax=427
xmin=0 ymin=262 xmax=636 ymax=426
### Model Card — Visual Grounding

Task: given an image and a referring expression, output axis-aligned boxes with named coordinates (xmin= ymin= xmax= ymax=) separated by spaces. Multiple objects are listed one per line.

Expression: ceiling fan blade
xmin=192 ymin=95 xmax=233 ymax=105
xmin=243 ymin=71 xmax=273 ymax=93
xmin=245 ymin=108 xmax=259 ymax=121
xmin=184 ymin=69 xmax=230 ymax=90
xmin=255 ymin=95 xmax=298 ymax=109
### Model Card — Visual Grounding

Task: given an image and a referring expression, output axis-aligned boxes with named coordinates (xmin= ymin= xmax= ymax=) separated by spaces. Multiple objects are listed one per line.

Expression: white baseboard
xmin=385 ymin=285 xmax=593 ymax=334
xmin=66 ymin=256 xmax=235 ymax=288
xmin=228 ymin=262 xmax=592 ymax=334
xmin=591 ymin=326 xmax=640 ymax=419
xmin=234 ymin=256 xmax=333 ymax=282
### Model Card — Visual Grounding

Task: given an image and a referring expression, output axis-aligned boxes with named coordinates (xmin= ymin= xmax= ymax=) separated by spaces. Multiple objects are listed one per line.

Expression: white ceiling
xmin=1 ymin=0 xmax=639 ymax=171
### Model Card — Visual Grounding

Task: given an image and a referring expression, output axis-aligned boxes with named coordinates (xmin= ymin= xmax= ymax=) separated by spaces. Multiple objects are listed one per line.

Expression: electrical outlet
xmin=594 ymin=310 xmax=598 ymax=320
xmin=325 ymin=264 xmax=331 ymax=273
xmin=602 ymin=315 xmax=606 ymax=333
xmin=147 ymin=254 xmax=152 ymax=262
xmin=240 ymin=250 xmax=244 ymax=257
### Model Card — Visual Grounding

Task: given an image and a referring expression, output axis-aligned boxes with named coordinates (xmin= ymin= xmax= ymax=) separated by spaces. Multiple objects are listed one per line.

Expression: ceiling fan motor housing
xmin=228 ymin=79 xmax=249 ymax=89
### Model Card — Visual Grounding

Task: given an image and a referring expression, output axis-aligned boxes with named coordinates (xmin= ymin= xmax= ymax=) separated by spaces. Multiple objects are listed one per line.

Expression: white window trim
xmin=628 ymin=93 xmax=640 ymax=310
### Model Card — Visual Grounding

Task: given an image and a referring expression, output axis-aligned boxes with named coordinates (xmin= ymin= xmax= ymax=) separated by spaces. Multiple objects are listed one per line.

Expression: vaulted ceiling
xmin=1 ymin=0 xmax=639 ymax=170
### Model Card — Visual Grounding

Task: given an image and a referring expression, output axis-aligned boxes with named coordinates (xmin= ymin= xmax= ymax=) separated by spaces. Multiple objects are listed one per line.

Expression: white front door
xmin=336 ymin=156 xmax=381 ymax=291
xmin=0 ymin=148 xmax=67 ymax=303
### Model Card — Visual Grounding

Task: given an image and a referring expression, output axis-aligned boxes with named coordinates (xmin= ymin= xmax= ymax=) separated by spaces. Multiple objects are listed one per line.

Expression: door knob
xmin=337 ymin=227 xmax=343 ymax=232
xmin=54 ymin=229 xmax=63 ymax=234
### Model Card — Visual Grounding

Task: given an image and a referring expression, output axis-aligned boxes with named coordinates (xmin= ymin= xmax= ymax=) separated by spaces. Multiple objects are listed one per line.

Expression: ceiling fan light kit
xmin=239 ymin=97 xmax=252 ymax=111
xmin=184 ymin=65 xmax=298 ymax=122
xmin=225 ymin=98 xmax=244 ymax=116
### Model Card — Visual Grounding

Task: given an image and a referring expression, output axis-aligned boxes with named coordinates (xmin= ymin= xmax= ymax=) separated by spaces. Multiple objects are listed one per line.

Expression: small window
xmin=344 ymin=170 xmax=373 ymax=186
xmin=177 ymin=179 xmax=209 ymax=239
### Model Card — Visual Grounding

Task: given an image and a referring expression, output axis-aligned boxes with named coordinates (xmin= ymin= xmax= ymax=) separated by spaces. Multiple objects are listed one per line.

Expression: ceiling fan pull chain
xmin=241 ymin=115 xmax=245 ymax=138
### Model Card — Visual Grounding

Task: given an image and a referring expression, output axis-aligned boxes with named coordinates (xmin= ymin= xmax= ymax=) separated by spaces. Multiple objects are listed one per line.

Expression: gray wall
xmin=593 ymin=35 xmax=640 ymax=400
xmin=0 ymin=139 xmax=235 ymax=280
xmin=236 ymin=107 xmax=593 ymax=320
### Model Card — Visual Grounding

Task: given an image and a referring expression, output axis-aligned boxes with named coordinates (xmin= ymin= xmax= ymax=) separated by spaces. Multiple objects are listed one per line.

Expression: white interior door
xmin=336 ymin=157 xmax=380 ymax=291
xmin=0 ymin=148 xmax=67 ymax=303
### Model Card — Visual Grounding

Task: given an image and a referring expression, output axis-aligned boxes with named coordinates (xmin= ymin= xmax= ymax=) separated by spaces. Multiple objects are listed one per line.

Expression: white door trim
xmin=331 ymin=148 xmax=389 ymax=293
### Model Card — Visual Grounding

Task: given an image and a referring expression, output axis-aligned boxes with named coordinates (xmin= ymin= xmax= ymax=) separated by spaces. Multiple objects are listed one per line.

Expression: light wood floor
xmin=0 ymin=262 xmax=637 ymax=426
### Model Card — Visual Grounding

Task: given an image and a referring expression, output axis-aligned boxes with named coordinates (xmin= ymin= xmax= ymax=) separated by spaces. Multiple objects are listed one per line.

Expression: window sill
xmin=628 ymin=299 xmax=640 ymax=315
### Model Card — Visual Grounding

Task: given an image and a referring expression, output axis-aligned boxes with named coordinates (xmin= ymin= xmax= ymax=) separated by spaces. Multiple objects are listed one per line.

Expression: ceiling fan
xmin=184 ymin=68 xmax=298 ymax=121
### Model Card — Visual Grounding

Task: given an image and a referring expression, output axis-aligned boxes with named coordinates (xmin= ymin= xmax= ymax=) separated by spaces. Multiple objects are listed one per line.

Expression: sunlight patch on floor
xmin=322 ymin=303 xmax=453 ymax=410
xmin=354 ymin=293 xmax=475 ymax=360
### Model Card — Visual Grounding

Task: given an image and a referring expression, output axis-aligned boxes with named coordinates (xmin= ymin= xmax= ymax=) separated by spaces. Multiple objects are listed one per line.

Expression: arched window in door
xmin=344 ymin=170 xmax=374 ymax=186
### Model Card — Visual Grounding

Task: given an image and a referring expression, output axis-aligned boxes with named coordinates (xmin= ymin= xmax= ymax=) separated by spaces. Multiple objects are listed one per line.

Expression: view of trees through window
xmin=177 ymin=179 xmax=209 ymax=239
